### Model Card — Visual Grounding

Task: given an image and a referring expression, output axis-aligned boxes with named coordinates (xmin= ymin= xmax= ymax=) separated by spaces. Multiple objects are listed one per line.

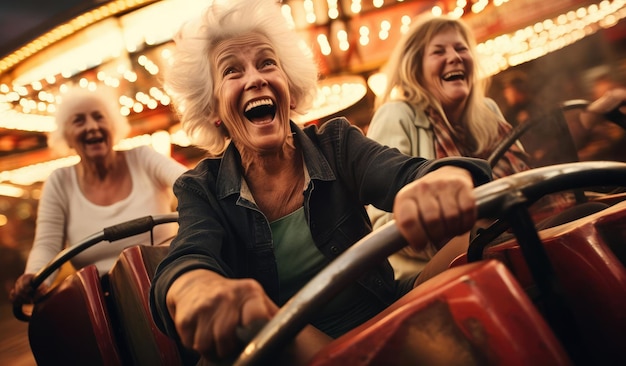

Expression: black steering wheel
xmin=13 ymin=213 xmax=179 ymax=322
xmin=233 ymin=161 xmax=626 ymax=366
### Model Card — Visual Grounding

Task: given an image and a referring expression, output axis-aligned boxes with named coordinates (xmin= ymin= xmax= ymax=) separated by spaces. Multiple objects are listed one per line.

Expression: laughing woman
xmin=366 ymin=15 xmax=532 ymax=277
xmin=10 ymin=85 xmax=187 ymax=305
xmin=149 ymin=1 xmax=492 ymax=364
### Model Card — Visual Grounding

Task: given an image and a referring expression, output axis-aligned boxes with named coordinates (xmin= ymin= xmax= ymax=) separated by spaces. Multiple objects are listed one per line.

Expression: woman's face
xmin=64 ymin=98 xmax=114 ymax=161
xmin=422 ymin=27 xmax=473 ymax=111
xmin=212 ymin=33 xmax=293 ymax=154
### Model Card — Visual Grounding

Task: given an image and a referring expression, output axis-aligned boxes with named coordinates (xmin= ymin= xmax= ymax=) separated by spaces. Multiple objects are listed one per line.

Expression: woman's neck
xmin=240 ymin=141 xmax=305 ymax=222
xmin=78 ymin=150 xmax=121 ymax=183
xmin=75 ymin=150 xmax=133 ymax=206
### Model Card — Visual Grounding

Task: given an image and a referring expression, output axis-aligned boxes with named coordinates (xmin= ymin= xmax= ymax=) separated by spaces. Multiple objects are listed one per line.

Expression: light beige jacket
xmin=365 ymin=99 xmax=506 ymax=261
xmin=366 ymin=101 xmax=437 ymax=260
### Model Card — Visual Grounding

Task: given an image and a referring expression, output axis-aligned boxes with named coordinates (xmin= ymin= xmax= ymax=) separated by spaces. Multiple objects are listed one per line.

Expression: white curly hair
xmin=164 ymin=0 xmax=319 ymax=156
xmin=48 ymin=85 xmax=130 ymax=155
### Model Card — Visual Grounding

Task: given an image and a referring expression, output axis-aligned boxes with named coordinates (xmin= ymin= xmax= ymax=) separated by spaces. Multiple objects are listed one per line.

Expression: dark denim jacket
xmin=150 ymin=118 xmax=491 ymax=339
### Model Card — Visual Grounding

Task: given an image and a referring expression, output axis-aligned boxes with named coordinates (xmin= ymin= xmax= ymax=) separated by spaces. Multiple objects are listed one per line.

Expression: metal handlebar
xmin=13 ymin=213 xmax=178 ymax=322
xmin=234 ymin=161 xmax=626 ymax=366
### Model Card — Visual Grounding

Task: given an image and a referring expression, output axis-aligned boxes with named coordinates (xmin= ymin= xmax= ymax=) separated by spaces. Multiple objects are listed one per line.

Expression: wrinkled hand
xmin=581 ymin=88 xmax=626 ymax=129
xmin=10 ymin=273 xmax=48 ymax=305
xmin=166 ymin=269 xmax=278 ymax=362
xmin=393 ymin=166 xmax=477 ymax=251
xmin=588 ymin=88 xmax=626 ymax=114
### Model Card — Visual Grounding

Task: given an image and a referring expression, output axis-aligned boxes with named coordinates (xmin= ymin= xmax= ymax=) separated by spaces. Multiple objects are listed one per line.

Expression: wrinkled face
xmin=64 ymin=98 xmax=114 ymax=161
xmin=422 ymin=28 xmax=473 ymax=110
xmin=212 ymin=33 xmax=293 ymax=154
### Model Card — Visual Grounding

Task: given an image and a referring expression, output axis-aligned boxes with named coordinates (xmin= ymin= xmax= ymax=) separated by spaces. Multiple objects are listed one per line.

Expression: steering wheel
xmin=13 ymin=213 xmax=179 ymax=322
xmin=233 ymin=161 xmax=626 ymax=366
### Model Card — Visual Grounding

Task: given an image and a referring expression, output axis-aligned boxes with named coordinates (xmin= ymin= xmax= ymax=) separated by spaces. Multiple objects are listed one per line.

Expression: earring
xmin=215 ymin=120 xmax=222 ymax=127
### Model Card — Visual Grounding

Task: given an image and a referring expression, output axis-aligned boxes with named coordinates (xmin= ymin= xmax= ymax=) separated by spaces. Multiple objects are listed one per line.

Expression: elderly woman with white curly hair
xmin=149 ymin=0 xmax=493 ymax=364
xmin=10 ymin=85 xmax=187 ymax=305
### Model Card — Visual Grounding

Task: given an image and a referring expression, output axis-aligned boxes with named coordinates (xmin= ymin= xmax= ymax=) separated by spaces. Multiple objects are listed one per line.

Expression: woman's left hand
xmin=393 ymin=166 xmax=477 ymax=251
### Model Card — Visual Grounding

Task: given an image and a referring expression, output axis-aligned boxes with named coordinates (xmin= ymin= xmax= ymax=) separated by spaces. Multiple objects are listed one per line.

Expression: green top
xmin=271 ymin=207 xmax=385 ymax=338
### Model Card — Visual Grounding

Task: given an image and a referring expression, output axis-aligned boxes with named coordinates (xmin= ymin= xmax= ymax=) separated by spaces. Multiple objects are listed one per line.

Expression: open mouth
xmin=244 ymin=98 xmax=276 ymax=123
xmin=442 ymin=70 xmax=466 ymax=82
xmin=84 ymin=136 xmax=105 ymax=145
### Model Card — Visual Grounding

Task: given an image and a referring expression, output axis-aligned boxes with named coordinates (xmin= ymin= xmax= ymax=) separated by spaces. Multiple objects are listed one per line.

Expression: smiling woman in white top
xmin=9 ymin=85 xmax=187 ymax=305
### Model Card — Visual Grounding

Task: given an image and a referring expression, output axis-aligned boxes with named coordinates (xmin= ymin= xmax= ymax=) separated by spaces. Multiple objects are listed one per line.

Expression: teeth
xmin=442 ymin=70 xmax=464 ymax=80
xmin=245 ymin=98 xmax=274 ymax=112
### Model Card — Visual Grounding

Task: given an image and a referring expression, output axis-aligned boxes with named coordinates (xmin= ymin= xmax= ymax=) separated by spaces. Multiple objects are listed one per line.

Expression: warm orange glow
xmin=293 ymin=75 xmax=368 ymax=124
xmin=0 ymin=0 xmax=625 ymax=184
xmin=0 ymin=0 xmax=157 ymax=74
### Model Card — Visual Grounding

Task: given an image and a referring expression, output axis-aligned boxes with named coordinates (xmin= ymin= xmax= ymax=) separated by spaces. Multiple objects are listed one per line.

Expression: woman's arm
xmin=133 ymin=145 xmax=188 ymax=187
xmin=24 ymin=169 xmax=69 ymax=276
xmin=151 ymin=171 xmax=236 ymax=339
xmin=11 ymin=169 xmax=70 ymax=303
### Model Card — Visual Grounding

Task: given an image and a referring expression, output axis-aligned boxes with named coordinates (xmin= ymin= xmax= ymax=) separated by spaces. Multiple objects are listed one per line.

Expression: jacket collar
xmin=215 ymin=121 xmax=335 ymax=200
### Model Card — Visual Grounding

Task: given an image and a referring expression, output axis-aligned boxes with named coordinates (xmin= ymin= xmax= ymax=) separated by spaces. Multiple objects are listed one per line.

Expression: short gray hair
xmin=48 ymin=86 xmax=130 ymax=155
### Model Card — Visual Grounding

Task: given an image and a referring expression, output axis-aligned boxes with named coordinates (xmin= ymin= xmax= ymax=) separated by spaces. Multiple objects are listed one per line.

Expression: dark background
xmin=0 ymin=1 xmax=105 ymax=58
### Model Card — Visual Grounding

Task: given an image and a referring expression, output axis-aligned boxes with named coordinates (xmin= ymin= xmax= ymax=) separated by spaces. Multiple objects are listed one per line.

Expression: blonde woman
xmin=366 ymin=15 xmax=530 ymax=276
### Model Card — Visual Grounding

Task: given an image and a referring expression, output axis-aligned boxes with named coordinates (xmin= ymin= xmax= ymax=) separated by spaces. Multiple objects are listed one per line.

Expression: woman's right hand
xmin=10 ymin=273 xmax=48 ymax=305
xmin=394 ymin=165 xmax=477 ymax=251
xmin=166 ymin=269 xmax=279 ymax=362
xmin=581 ymin=88 xmax=626 ymax=128
xmin=588 ymin=88 xmax=626 ymax=113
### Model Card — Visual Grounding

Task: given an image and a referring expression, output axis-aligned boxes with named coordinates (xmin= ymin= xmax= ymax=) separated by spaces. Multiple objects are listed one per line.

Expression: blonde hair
xmin=164 ymin=0 xmax=319 ymax=156
xmin=377 ymin=15 xmax=500 ymax=154
xmin=49 ymin=85 xmax=130 ymax=155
